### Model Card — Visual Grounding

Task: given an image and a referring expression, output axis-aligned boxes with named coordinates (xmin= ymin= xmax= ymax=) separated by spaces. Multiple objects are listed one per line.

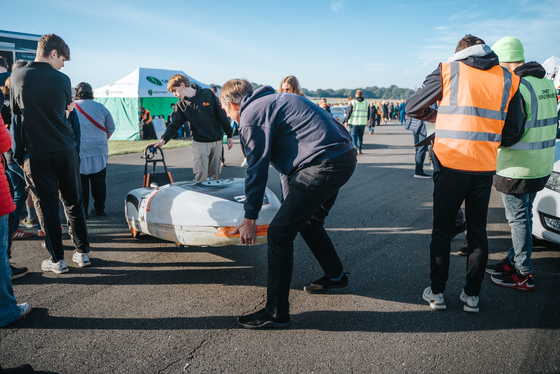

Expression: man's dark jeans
xmin=265 ymin=149 xmax=356 ymax=318
xmin=430 ymin=166 xmax=492 ymax=297
xmin=30 ymin=148 xmax=89 ymax=262
xmin=412 ymin=131 xmax=428 ymax=174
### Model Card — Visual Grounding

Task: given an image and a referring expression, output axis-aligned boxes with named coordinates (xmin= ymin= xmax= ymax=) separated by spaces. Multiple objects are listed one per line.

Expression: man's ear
xmin=231 ymin=102 xmax=241 ymax=111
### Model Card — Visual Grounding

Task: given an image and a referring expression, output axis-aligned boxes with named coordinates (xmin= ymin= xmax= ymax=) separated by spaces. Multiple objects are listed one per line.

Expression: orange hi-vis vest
xmin=434 ymin=61 xmax=520 ymax=172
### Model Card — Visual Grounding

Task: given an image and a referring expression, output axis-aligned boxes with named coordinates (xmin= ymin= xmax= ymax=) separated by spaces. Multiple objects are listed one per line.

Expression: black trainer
xmin=91 ymin=209 xmax=106 ymax=216
xmin=237 ymin=308 xmax=290 ymax=329
xmin=304 ymin=273 xmax=349 ymax=294
xmin=485 ymin=257 xmax=515 ymax=276
xmin=10 ymin=265 xmax=28 ymax=280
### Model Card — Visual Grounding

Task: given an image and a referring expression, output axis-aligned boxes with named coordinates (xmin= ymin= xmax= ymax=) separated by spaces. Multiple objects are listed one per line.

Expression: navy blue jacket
xmin=240 ymin=86 xmax=353 ymax=219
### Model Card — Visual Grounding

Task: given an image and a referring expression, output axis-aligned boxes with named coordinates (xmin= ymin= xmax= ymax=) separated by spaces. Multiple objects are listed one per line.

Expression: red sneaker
xmin=12 ymin=230 xmax=34 ymax=240
xmin=491 ymin=271 xmax=535 ymax=291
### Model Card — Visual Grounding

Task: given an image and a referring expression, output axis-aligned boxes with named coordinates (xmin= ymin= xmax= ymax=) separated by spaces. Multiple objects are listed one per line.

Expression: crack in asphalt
xmin=182 ymin=295 xmax=267 ymax=373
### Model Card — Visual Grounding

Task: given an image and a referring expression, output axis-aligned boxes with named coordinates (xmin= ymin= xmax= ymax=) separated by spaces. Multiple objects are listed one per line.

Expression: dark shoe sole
xmin=304 ymin=279 xmax=349 ymax=294
xmin=11 ymin=270 xmax=28 ymax=280
xmin=237 ymin=319 xmax=290 ymax=329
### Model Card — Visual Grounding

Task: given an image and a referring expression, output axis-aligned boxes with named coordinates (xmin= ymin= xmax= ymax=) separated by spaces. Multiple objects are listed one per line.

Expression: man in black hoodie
xmin=152 ymin=74 xmax=233 ymax=182
xmin=406 ymin=34 xmax=523 ymax=313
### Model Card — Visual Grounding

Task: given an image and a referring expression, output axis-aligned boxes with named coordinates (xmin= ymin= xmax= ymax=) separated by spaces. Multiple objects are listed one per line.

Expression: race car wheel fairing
xmin=124 ymin=178 xmax=281 ymax=247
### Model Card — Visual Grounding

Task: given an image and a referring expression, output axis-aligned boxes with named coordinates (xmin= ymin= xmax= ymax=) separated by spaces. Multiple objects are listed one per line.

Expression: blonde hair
xmin=279 ymin=75 xmax=304 ymax=97
xmin=167 ymin=74 xmax=191 ymax=93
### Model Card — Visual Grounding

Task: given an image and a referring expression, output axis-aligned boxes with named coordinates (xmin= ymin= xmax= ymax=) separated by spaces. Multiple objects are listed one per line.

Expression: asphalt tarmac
xmin=2 ymin=120 xmax=559 ymax=374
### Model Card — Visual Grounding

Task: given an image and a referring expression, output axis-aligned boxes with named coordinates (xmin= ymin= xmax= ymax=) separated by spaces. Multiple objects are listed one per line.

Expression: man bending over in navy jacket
xmin=220 ymin=79 xmax=357 ymax=329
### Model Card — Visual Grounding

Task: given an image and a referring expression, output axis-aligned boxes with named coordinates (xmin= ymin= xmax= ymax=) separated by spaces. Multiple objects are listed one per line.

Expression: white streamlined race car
xmin=532 ymin=139 xmax=560 ymax=245
xmin=125 ymin=178 xmax=281 ymax=247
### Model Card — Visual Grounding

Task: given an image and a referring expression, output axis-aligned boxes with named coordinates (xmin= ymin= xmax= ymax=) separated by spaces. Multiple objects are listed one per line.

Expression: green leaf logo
xmin=105 ymin=90 xmax=109 ymax=96
xmin=146 ymin=76 xmax=163 ymax=86
xmin=148 ymin=89 xmax=153 ymax=96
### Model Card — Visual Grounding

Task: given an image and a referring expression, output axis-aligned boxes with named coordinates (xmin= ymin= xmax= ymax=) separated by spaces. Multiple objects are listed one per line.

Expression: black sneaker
xmin=10 ymin=265 xmax=28 ymax=280
xmin=414 ymin=172 xmax=431 ymax=179
xmin=91 ymin=209 xmax=106 ymax=216
xmin=485 ymin=257 xmax=515 ymax=276
xmin=237 ymin=308 xmax=290 ymax=329
xmin=304 ymin=273 xmax=349 ymax=294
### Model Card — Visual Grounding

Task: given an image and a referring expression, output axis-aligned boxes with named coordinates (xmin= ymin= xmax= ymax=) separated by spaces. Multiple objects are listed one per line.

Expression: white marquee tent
xmin=94 ymin=68 xmax=210 ymax=140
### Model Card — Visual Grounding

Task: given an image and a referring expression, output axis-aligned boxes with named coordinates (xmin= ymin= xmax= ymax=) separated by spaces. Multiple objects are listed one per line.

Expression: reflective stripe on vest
xmin=496 ymin=75 xmax=558 ymax=179
xmin=348 ymin=99 xmax=368 ymax=125
xmin=434 ymin=61 xmax=520 ymax=172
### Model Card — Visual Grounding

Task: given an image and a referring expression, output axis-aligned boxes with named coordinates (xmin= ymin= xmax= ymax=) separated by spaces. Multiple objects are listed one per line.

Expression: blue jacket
xmin=240 ymin=86 xmax=353 ymax=219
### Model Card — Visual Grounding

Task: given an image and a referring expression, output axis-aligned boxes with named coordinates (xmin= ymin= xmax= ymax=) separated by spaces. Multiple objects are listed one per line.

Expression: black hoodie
xmin=162 ymin=84 xmax=232 ymax=143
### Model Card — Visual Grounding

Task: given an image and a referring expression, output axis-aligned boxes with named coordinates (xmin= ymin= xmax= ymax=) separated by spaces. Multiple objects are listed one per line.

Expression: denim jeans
xmin=0 ymin=214 xmax=20 ymax=327
xmin=501 ymin=192 xmax=536 ymax=275
xmin=430 ymin=166 xmax=492 ymax=296
xmin=412 ymin=132 xmax=428 ymax=174
xmin=265 ymin=149 xmax=356 ymax=318
xmin=349 ymin=125 xmax=366 ymax=152
xmin=6 ymin=163 xmax=28 ymax=233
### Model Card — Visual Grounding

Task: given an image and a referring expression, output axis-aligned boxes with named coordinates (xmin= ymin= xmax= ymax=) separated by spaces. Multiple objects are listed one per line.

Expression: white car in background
xmin=532 ymin=139 xmax=560 ymax=245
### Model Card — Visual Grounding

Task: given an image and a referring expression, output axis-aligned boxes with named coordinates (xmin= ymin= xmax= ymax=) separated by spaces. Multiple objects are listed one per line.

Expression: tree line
xmin=304 ymin=85 xmax=414 ymax=100
xmin=209 ymin=83 xmax=415 ymax=100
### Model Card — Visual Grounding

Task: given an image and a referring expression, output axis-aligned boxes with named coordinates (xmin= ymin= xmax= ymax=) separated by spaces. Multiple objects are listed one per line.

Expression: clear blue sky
xmin=3 ymin=0 xmax=559 ymax=91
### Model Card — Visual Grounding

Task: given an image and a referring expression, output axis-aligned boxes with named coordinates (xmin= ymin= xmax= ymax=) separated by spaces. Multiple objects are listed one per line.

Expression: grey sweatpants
xmin=192 ymin=140 xmax=222 ymax=182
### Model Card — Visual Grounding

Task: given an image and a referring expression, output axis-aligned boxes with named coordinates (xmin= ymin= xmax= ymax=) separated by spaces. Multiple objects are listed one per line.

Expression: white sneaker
xmin=41 ymin=259 xmax=69 ymax=274
xmin=422 ymin=286 xmax=446 ymax=310
xmin=460 ymin=290 xmax=479 ymax=313
xmin=241 ymin=158 xmax=248 ymax=167
xmin=18 ymin=303 xmax=32 ymax=321
xmin=72 ymin=252 xmax=91 ymax=268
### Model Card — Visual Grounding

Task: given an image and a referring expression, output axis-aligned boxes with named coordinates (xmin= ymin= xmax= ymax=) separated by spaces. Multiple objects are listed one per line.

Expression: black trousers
xmin=81 ymin=168 xmax=107 ymax=212
xmin=430 ymin=166 xmax=492 ymax=296
xmin=265 ymin=149 xmax=356 ymax=318
xmin=29 ymin=148 xmax=89 ymax=262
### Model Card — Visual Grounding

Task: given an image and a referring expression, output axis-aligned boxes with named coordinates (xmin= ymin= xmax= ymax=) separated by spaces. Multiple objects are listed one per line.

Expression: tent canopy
xmin=94 ymin=68 xmax=210 ymax=140
xmin=543 ymin=56 xmax=560 ymax=89
xmin=93 ymin=67 xmax=210 ymax=98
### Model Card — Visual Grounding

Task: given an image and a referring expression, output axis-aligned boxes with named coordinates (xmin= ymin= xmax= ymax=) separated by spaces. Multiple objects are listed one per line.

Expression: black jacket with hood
xmin=162 ymin=84 xmax=232 ymax=143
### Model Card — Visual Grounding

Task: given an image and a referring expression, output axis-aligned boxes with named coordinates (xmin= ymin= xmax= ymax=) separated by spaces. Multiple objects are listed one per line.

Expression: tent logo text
xmin=146 ymin=76 xmax=163 ymax=86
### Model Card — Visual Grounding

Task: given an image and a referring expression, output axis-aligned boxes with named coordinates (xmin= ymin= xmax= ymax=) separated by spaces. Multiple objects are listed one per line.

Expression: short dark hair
xmin=0 ymin=57 xmax=7 ymax=69
xmin=74 ymin=82 xmax=94 ymax=100
xmin=455 ymin=34 xmax=485 ymax=53
xmin=37 ymin=34 xmax=70 ymax=60
xmin=170 ymin=103 xmax=175 ymax=107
